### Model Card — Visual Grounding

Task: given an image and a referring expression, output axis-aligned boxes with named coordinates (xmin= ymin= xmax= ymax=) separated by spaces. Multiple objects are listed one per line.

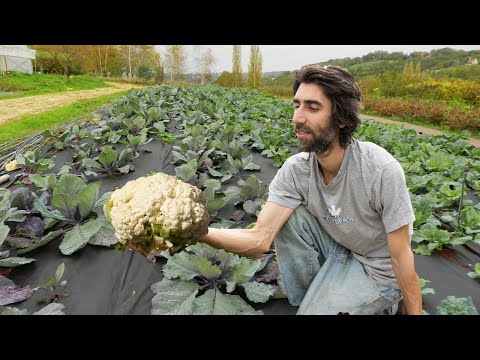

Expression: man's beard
xmin=296 ymin=121 xmax=337 ymax=155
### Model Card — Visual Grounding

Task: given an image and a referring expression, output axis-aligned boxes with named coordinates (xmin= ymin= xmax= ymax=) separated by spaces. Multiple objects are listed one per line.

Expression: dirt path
xmin=360 ymin=114 xmax=480 ymax=148
xmin=0 ymin=82 xmax=145 ymax=125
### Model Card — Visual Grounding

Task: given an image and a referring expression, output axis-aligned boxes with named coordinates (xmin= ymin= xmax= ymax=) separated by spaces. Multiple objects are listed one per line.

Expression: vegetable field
xmin=1 ymin=85 xmax=479 ymax=315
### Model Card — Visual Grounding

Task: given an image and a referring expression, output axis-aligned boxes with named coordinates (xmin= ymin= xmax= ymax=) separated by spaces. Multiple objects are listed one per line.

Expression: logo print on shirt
xmin=324 ymin=204 xmax=354 ymax=224
xmin=328 ymin=204 xmax=342 ymax=217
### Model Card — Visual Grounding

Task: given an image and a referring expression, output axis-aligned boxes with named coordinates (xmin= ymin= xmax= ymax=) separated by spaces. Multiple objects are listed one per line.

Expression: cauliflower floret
xmin=105 ymin=172 xmax=209 ymax=255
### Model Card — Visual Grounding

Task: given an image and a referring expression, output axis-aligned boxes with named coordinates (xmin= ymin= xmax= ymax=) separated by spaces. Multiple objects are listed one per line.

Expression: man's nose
xmin=292 ymin=107 xmax=306 ymax=126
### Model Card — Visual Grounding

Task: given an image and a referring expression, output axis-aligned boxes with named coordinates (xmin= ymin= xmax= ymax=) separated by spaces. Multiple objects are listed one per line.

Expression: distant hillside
xmin=262 ymin=48 xmax=480 ymax=87
xmin=261 ymin=71 xmax=295 ymax=87
xmin=315 ymin=47 xmax=480 ymax=80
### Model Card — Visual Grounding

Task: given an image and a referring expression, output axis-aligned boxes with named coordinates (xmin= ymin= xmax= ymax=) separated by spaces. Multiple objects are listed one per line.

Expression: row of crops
xmin=1 ymin=84 xmax=479 ymax=314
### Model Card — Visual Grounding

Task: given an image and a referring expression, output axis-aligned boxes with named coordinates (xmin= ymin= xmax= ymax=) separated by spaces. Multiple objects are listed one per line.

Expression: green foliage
xmin=436 ymin=296 xmax=479 ymax=315
xmin=262 ymin=71 xmax=295 ymax=88
xmin=259 ymin=86 xmax=292 ymax=98
xmin=429 ymin=64 xmax=480 ymax=81
xmin=405 ymin=78 xmax=480 ymax=107
xmin=34 ymin=263 xmax=69 ymax=304
xmin=20 ymin=173 xmax=109 ymax=256
xmin=232 ymin=45 xmax=243 ymax=86
xmin=467 ymin=263 xmax=480 ymax=279
xmin=3 ymin=80 xmax=480 ymax=314
xmin=0 ymin=188 xmax=27 ymax=225
xmin=154 ymin=65 xmax=164 ymax=84
xmin=314 ymin=47 xmax=480 ymax=79
xmin=213 ymin=71 xmax=237 ymax=87
xmin=362 ymin=96 xmax=480 ymax=132
xmin=151 ymin=242 xmax=279 ymax=315
xmin=1 ymin=302 xmax=65 ymax=315
xmin=50 ymin=174 xmax=100 ymax=222
xmin=419 ymin=278 xmax=435 ymax=296
xmin=0 ymin=72 xmax=111 ymax=99
xmin=0 ymin=256 xmax=36 ymax=267
xmin=15 ymin=150 xmax=55 ymax=177
xmin=356 ymin=119 xmax=480 ymax=255
xmin=247 ymin=45 xmax=263 ymax=87
xmin=136 ymin=64 xmax=155 ymax=80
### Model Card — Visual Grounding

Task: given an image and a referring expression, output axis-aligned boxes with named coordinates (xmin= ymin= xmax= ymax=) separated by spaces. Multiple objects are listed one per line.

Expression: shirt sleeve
xmin=373 ymin=161 xmax=415 ymax=234
xmin=267 ymin=158 xmax=304 ymax=209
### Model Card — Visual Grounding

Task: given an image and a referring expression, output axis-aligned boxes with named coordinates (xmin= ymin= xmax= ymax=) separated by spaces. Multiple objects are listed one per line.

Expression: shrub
xmin=363 ymin=96 xmax=480 ymax=132
xmin=136 ymin=64 xmax=154 ymax=80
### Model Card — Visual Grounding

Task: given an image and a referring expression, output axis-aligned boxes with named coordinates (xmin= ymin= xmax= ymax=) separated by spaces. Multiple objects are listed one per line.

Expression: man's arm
xmin=387 ymin=224 xmax=423 ymax=315
xmin=200 ymin=202 xmax=295 ymax=258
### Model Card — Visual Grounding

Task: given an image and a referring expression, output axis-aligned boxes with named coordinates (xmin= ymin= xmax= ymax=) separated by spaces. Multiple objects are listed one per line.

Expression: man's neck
xmin=315 ymin=142 xmax=346 ymax=185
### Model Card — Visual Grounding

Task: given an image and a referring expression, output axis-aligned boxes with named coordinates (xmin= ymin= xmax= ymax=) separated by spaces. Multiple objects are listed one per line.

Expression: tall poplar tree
xmin=232 ymin=45 xmax=242 ymax=86
xmin=247 ymin=45 xmax=262 ymax=87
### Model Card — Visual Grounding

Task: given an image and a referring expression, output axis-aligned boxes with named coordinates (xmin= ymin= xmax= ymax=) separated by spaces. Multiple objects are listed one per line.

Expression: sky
xmin=156 ymin=45 xmax=480 ymax=74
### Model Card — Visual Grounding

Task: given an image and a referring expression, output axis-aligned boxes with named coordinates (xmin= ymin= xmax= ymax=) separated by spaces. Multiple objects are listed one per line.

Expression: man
xmin=201 ymin=65 xmax=422 ymax=315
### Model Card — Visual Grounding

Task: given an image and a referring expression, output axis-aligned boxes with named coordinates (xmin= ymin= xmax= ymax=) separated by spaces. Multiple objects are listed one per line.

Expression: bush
xmin=154 ymin=66 xmax=164 ymax=84
xmin=213 ymin=71 xmax=236 ymax=87
xmin=136 ymin=64 xmax=154 ymax=80
xmin=363 ymin=96 xmax=480 ymax=132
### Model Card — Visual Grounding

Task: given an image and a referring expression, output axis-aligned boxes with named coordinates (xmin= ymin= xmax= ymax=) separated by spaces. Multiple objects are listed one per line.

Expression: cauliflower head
xmin=104 ymin=172 xmax=209 ymax=255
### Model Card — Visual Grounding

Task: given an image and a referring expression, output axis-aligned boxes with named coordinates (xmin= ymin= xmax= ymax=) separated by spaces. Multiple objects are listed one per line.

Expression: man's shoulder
xmin=284 ymin=152 xmax=311 ymax=167
xmin=351 ymin=139 xmax=398 ymax=169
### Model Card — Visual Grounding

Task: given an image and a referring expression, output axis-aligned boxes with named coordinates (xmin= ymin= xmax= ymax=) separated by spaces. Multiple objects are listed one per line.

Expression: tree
xmin=117 ymin=45 xmax=160 ymax=79
xmin=31 ymin=45 xmax=78 ymax=75
xmin=163 ymin=45 xmax=187 ymax=82
xmin=154 ymin=65 xmax=164 ymax=84
xmin=362 ymin=51 xmax=389 ymax=62
xmin=403 ymin=61 xmax=415 ymax=77
xmin=116 ymin=45 xmax=134 ymax=78
xmin=414 ymin=62 xmax=421 ymax=75
xmin=69 ymin=45 xmax=117 ymax=75
xmin=247 ymin=45 xmax=262 ymax=87
xmin=193 ymin=46 xmax=216 ymax=84
xmin=214 ymin=71 xmax=236 ymax=87
xmin=135 ymin=46 xmax=161 ymax=81
xmin=386 ymin=52 xmax=407 ymax=61
xmin=93 ymin=45 xmax=114 ymax=76
xmin=63 ymin=45 xmax=95 ymax=74
xmin=232 ymin=45 xmax=242 ymax=86
xmin=137 ymin=64 xmax=154 ymax=80
xmin=410 ymin=51 xmax=427 ymax=58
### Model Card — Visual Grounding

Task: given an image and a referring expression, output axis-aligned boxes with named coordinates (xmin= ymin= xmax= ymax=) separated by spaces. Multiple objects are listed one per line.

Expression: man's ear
xmin=338 ymin=122 xmax=346 ymax=129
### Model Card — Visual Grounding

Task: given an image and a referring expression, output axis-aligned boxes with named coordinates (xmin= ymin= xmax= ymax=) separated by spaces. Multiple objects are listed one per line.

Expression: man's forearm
xmin=200 ymin=227 xmax=267 ymax=258
xmin=392 ymin=253 xmax=423 ymax=315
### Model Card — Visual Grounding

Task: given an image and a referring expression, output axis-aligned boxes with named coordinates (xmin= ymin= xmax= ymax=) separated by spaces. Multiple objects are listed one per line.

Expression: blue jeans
xmin=274 ymin=205 xmax=402 ymax=315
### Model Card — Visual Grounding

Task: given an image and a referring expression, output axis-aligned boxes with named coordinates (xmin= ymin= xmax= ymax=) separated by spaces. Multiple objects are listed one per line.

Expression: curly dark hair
xmin=293 ymin=65 xmax=362 ymax=148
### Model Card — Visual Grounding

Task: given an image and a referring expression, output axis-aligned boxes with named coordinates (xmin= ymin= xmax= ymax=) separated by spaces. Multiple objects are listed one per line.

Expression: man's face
xmin=292 ymin=82 xmax=338 ymax=155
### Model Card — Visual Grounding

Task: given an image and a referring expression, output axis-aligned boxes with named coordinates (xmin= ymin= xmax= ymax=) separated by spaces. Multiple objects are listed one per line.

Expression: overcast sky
xmin=156 ymin=45 xmax=480 ymax=73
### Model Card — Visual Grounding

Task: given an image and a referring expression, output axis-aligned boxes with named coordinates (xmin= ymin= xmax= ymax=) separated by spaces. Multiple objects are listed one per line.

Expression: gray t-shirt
xmin=267 ymin=138 xmax=415 ymax=289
